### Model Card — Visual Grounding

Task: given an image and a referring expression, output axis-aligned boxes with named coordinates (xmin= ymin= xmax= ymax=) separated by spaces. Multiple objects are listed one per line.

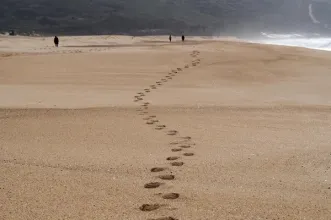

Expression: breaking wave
xmin=250 ymin=32 xmax=331 ymax=51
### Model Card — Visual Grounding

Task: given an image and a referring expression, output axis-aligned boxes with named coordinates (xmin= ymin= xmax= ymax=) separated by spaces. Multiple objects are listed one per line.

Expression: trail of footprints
xmin=133 ymin=50 xmax=200 ymax=220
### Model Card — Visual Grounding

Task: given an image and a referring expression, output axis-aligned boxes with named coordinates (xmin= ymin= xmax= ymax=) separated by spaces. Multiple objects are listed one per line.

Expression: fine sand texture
xmin=1 ymin=35 xmax=331 ymax=220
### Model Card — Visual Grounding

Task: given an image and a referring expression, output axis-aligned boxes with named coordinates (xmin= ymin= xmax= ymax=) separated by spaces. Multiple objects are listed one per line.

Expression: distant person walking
xmin=54 ymin=36 xmax=59 ymax=47
xmin=181 ymin=35 xmax=185 ymax=42
xmin=169 ymin=35 xmax=172 ymax=42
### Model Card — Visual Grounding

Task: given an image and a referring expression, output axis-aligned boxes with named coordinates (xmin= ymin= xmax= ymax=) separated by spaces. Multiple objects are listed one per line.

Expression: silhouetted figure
xmin=169 ymin=35 xmax=172 ymax=42
xmin=181 ymin=35 xmax=185 ymax=42
xmin=54 ymin=36 xmax=59 ymax=47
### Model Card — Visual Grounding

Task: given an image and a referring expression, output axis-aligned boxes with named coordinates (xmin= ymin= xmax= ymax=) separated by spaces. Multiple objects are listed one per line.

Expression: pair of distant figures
xmin=169 ymin=35 xmax=185 ymax=42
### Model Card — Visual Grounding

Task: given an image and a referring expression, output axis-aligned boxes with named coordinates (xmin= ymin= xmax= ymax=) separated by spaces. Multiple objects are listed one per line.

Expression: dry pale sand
xmin=0 ymin=35 xmax=330 ymax=220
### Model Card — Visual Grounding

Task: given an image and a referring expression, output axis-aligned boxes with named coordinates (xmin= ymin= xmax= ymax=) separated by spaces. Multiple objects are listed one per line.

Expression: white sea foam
xmin=250 ymin=32 xmax=331 ymax=51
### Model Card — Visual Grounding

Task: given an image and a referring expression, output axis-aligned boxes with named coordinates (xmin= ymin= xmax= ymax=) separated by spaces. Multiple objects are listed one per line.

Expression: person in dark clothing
xmin=54 ymin=36 xmax=59 ymax=47
xmin=169 ymin=35 xmax=172 ymax=42
xmin=181 ymin=35 xmax=185 ymax=42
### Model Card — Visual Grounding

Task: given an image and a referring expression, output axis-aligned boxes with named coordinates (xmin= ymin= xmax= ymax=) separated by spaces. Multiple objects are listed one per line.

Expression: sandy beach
xmin=1 ymin=35 xmax=330 ymax=220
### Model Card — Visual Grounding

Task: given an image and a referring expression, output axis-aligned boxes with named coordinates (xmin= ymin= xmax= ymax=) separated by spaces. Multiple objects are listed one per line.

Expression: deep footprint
xmin=179 ymin=145 xmax=191 ymax=149
xmin=167 ymin=130 xmax=178 ymax=136
xmin=159 ymin=175 xmax=175 ymax=180
xmin=155 ymin=125 xmax=166 ymax=130
xmin=144 ymin=182 xmax=162 ymax=189
xmin=139 ymin=204 xmax=160 ymax=211
xmin=171 ymin=148 xmax=182 ymax=152
xmin=151 ymin=167 xmax=165 ymax=172
xmin=183 ymin=153 xmax=194 ymax=156
xmin=162 ymin=193 xmax=180 ymax=200
xmin=171 ymin=161 xmax=184 ymax=166
xmin=167 ymin=156 xmax=180 ymax=161
xmin=149 ymin=217 xmax=178 ymax=220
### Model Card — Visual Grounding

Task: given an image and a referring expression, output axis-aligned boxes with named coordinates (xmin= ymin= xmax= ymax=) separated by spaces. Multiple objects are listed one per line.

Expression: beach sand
xmin=1 ymin=35 xmax=330 ymax=220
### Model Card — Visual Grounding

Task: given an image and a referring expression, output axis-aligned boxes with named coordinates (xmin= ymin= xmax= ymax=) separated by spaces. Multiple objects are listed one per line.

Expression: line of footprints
xmin=133 ymin=50 xmax=201 ymax=220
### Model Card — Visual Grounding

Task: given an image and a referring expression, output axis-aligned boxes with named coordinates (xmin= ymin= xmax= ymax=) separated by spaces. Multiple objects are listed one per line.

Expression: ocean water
xmin=250 ymin=32 xmax=331 ymax=51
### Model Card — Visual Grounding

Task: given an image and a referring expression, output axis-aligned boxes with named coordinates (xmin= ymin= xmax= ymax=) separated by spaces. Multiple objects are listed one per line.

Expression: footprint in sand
xmin=162 ymin=193 xmax=179 ymax=200
xmin=167 ymin=130 xmax=178 ymax=136
xmin=134 ymin=98 xmax=143 ymax=102
xmin=181 ymin=136 xmax=192 ymax=140
xmin=171 ymin=148 xmax=182 ymax=152
xmin=159 ymin=174 xmax=175 ymax=180
xmin=179 ymin=145 xmax=191 ymax=149
xmin=144 ymin=182 xmax=163 ymax=189
xmin=139 ymin=204 xmax=161 ymax=211
xmin=171 ymin=161 xmax=184 ymax=166
xmin=166 ymin=156 xmax=180 ymax=161
xmin=161 ymin=79 xmax=167 ymax=82
xmin=151 ymin=167 xmax=166 ymax=172
xmin=183 ymin=153 xmax=194 ymax=156
xmin=155 ymin=125 xmax=166 ymax=130
xmin=177 ymin=68 xmax=182 ymax=71
xmin=149 ymin=217 xmax=178 ymax=220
